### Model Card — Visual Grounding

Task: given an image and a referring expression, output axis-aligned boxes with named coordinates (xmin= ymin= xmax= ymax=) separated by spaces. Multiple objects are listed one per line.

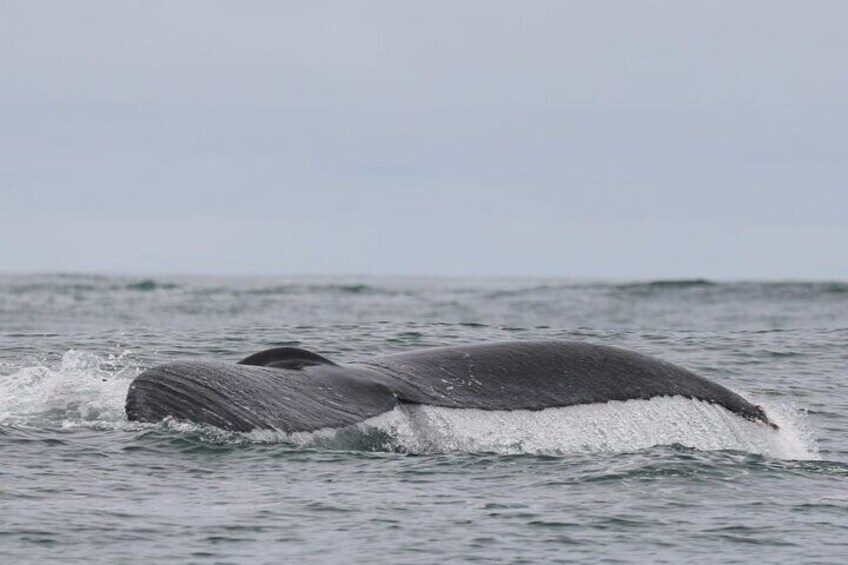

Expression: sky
xmin=1 ymin=1 xmax=846 ymax=279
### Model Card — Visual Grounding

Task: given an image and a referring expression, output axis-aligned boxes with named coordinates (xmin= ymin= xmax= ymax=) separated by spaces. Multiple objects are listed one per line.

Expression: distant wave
xmin=614 ymin=279 xmax=718 ymax=292
xmin=126 ymin=279 xmax=180 ymax=291
xmin=243 ymin=283 xmax=396 ymax=296
xmin=823 ymin=282 xmax=848 ymax=294
xmin=4 ymin=275 xmax=846 ymax=306
xmin=4 ymin=276 xmax=180 ymax=294
xmin=646 ymin=278 xmax=717 ymax=287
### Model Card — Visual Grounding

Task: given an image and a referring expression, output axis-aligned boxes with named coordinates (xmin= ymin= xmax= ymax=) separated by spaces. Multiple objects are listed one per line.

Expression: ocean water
xmin=1 ymin=274 xmax=847 ymax=563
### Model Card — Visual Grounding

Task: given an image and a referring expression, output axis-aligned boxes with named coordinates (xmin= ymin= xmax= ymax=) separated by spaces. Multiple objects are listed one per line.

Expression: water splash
xmin=0 ymin=350 xmax=137 ymax=427
xmin=281 ymin=397 xmax=817 ymax=460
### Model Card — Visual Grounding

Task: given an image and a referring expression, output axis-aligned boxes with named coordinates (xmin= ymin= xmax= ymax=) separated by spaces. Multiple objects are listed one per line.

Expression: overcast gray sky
xmin=2 ymin=1 xmax=846 ymax=279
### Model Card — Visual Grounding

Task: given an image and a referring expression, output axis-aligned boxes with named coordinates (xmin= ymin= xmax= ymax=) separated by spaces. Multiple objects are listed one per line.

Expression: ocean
xmin=1 ymin=274 xmax=846 ymax=563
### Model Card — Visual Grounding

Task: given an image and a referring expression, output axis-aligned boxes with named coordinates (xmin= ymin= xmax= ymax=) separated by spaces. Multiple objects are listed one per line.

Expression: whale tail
xmin=754 ymin=404 xmax=779 ymax=429
xmin=127 ymin=341 xmax=778 ymax=433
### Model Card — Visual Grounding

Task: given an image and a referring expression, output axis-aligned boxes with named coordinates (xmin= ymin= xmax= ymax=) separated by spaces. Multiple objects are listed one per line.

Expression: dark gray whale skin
xmin=125 ymin=340 xmax=774 ymax=432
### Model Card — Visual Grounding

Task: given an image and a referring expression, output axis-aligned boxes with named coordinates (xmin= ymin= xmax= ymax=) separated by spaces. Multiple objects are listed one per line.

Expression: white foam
xmin=0 ymin=350 xmax=136 ymax=427
xmin=281 ymin=397 xmax=818 ymax=460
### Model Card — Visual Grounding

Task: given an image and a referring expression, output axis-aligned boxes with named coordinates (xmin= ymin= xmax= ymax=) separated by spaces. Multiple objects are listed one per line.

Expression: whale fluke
xmin=126 ymin=340 xmax=776 ymax=432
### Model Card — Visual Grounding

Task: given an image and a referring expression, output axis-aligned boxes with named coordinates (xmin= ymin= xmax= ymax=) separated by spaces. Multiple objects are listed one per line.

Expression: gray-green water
xmin=2 ymin=274 xmax=847 ymax=563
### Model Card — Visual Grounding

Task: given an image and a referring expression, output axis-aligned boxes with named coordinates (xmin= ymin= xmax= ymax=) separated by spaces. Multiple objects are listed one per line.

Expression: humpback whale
xmin=126 ymin=341 xmax=775 ymax=432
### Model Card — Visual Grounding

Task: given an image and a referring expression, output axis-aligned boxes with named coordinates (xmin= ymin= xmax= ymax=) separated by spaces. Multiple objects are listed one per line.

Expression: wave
xmin=125 ymin=279 xmax=180 ymax=291
xmin=823 ymin=282 xmax=848 ymax=294
xmin=617 ymin=278 xmax=718 ymax=291
xmin=647 ymin=278 xmax=717 ymax=287
xmin=242 ymin=283 xmax=381 ymax=296
xmin=2 ymin=276 xmax=181 ymax=294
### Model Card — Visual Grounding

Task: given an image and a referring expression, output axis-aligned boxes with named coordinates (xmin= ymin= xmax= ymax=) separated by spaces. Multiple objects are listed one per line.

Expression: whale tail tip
xmin=754 ymin=404 xmax=780 ymax=429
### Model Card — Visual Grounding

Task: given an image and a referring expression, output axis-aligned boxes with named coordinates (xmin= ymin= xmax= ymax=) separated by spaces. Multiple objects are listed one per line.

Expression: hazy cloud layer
xmin=2 ymin=1 xmax=846 ymax=278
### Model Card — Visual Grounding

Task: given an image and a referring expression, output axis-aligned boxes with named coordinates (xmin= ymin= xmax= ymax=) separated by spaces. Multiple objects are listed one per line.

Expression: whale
xmin=125 ymin=340 xmax=775 ymax=433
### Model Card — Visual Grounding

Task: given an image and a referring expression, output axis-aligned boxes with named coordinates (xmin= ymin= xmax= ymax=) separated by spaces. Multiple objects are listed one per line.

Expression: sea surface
xmin=2 ymin=274 xmax=847 ymax=563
